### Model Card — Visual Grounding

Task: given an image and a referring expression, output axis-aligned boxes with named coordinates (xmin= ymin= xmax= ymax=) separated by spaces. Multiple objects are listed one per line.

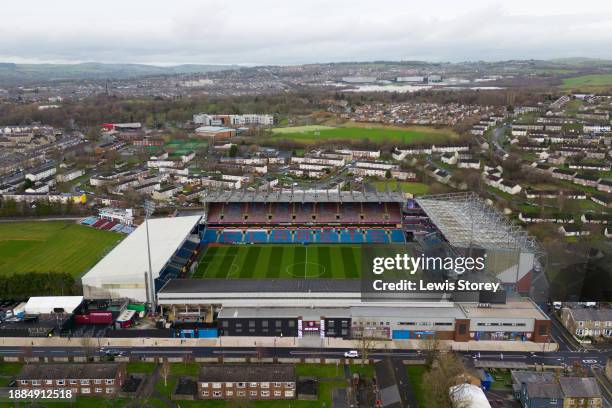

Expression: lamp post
xmin=144 ymin=200 xmax=156 ymax=315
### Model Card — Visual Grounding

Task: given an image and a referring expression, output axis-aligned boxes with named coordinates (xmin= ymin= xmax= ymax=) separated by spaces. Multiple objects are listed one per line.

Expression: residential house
xmin=558 ymin=377 xmax=603 ymax=408
xmin=558 ymin=225 xmax=590 ymax=237
xmin=591 ymin=194 xmax=612 ymax=208
xmin=561 ymin=307 xmax=612 ymax=339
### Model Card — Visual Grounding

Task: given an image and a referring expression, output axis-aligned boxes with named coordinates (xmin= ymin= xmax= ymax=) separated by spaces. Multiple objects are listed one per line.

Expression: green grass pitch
xmin=0 ymin=221 xmax=123 ymax=277
xmin=192 ymin=244 xmax=362 ymax=279
xmin=267 ymin=125 xmax=456 ymax=145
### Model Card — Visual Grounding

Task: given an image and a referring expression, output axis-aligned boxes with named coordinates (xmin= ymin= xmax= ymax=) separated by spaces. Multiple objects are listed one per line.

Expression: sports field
xmin=562 ymin=74 xmax=612 ymax=89
xmin=268 ymin=124 xmax=455 ymax=145
xmin=192 ymin=245 xmax=361 ymax=279
xmin=0 ymin=221 xmax=123 ymax=277
xmin=373 ymin=181 xmax=430 ymax=196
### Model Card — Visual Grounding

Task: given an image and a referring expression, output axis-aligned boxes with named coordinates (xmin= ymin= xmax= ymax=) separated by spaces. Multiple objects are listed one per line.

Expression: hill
xmin=0 ymin=62 xmax=238 ymax=86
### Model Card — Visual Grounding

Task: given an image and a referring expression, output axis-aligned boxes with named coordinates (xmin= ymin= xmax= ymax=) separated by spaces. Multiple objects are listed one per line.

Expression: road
xmin=0 ymin=345 xmax=608 ymax=368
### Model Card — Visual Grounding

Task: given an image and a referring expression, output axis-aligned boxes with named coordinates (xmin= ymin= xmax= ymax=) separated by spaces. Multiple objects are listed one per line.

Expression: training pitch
xmin=192 ymin=244 xmax=361 ymax=279
xmin=0 ymin=221 xmax=122 ymax=277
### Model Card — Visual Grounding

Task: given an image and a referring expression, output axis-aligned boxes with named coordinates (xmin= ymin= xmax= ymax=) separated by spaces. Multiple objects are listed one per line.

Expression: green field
xmin=562 ymin=74 xmax=612 ymax=89
xmin=193 ymin=244 xmax=361 ymax=279
xmin=165 ymin=139 xmax=208 ymax=155
xmin=268 ymin=125 xmax=455 ymax=145
xmin=373 ymin=181 xmax=430 ymax=196
xmin=0 ymin=221 xmax=122 ymax=277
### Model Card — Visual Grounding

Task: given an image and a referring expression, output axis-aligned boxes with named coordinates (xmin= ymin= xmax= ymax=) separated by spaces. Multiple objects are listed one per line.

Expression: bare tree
xmin=356 ymin=334 xmax=378 ymax=365
xmin=422 ymin=352 xmax=472 ymax=408
xmin=423 ymin=333 xmax=441 ymax=368
xmin=160 ymin=358 xmax=170 ymax=387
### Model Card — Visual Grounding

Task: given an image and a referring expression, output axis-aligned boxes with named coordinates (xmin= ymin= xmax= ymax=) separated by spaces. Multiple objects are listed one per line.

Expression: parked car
xmin=344 ymin=350 xmax=359 ymax=358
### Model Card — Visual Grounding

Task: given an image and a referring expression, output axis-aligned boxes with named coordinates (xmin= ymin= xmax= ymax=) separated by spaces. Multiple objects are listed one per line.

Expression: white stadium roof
xmin=81 ymin=215 xmax=201 ymax=301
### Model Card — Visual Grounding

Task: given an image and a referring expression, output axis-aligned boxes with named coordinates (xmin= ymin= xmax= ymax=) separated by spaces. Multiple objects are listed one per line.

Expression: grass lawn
xmin=126 ymin=361 xmax=156 ymax=374
xmin=373 ymin=181 xmax=430 ymax=196
xmin=193 ymin=245 xmax=361 ymax=279
xmin=170 ymin=362 xmax=200 ymax=377
xmin=296 ymin=363 xmax=343 ymax=379
xmin=489 ymin=370 xmax=512 ymax=390
xmin=406 ymin=365 xmax=427 ymax=407
xmin=349 ymin=364 xmax=375 ymax=379
xmin=268 ymin=125 xmax=456 ymax=145
xmin=0 ymin=221 xmax=122 ymax=277
xmin=562 ymin=74 xmax=612 ymax=89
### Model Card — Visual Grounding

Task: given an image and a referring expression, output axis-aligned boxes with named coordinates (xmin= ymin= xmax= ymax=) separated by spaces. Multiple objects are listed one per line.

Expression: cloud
xmin=1 ymin=0 xmax=611 ymax=64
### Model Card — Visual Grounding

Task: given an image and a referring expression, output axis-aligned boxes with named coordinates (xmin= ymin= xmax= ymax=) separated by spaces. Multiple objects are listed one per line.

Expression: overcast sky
xmin=2 ymin=0 xmax=612 ymax=65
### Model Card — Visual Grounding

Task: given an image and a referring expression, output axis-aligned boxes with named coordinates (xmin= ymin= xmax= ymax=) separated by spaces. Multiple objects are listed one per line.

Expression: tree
xmin=422 ymin=352 xmax=471 ymax=408
xmin=229 ymin=144 xmax=238 ymax=157
xmin=385 ymin=169 xmax=392 ymax=179
xmin=423 ymin=333 xmax=441 ymax=368
xmin=356 ymin=333 xmax=378 ymax=365
xmin=160 ymin=358 xmax=170 ymax=387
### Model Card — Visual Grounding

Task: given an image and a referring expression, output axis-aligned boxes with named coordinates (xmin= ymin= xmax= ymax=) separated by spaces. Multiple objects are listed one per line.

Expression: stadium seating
xmin=317 ymin=203 xmax=338 ymax=223
xmin=340 ymin=203 xmax=361 ymax=223
xmin=340 ymin=229 xmax=364 ymax=243
xmin=245 ymin=229 xmax=268 ymax=243
xmin=316 ymin=229 xmax=339 ymax=243
xmin=365 ymin=229 xmax=389 ymax=243
xmin=390 ymin=229 xmax=406 ymax=243
xmin=206 ymin=204 xmax=224 ymax=223
xmin=294 ymin=203 xmax=314 ymax=223
xmin=248 ymin=203 xmax=268 ymax=223
xmin=201 ymin=229 xmax=219 ymax=243
xmin=271 ymin=203 xmax=291 ymax=223
xmin=270 ymin=229 xmax=292 ymax=243
xmin=294 ymin=229 xmax=314 ymax=243
xmin=80 ymin=216 xmax=98 ymax=225
xmin=219 ymin=230 xmax=243 ymax=243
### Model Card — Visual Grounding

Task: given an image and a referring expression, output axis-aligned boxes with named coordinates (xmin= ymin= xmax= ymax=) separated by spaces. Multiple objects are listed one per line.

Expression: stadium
xmin=81 ymin=190 xmax=551 ymax=343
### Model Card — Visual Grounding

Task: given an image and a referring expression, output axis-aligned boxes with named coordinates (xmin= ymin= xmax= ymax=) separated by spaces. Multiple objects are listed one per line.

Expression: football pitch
xmin=0 ymin=221 xmax=123 ymax=277
xmin=192 ymin=245 xmax=362 ymax=279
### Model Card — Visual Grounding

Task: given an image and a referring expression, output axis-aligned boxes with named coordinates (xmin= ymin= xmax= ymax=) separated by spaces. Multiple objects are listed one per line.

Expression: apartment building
xmin=198 ymin=364 xmax=296 ymax=400
xmin=561 ymin=307 xmax=612 ymax=338
xmin=16 ymin=363 xmax=126 ymax=397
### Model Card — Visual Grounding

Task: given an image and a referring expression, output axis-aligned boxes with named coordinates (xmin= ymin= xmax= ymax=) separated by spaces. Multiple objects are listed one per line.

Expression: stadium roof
xmin=159 ymin=279 xmax=361 ymax=294
xmin=201 ymin=189 xmax=405 ymax=203
xmin=81 ymin=216 xmax=201 ymax=296
xmin=416 ymin=192 xmax=538 ymax=252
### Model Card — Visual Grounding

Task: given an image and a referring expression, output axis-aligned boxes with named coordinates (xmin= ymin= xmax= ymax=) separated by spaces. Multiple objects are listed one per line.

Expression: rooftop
xmin=460 ymin=299 xmax=547 ymax=320
xmin=202 ymin=189 xmax=405 ymax=203
xmin=559 ymin=377 xmax=602 ymax=398
xmin=416 ymin=192 xmax=538 ymax=251
xmin=199 ymin=364 xmax=295 ymax=383
xmin=159 ymin=279 xmax=361 ymax=294
xmin=17 ymin=363 xmax=122 ymax=380
xmin=81 ymin=215 xmax=201 ymax=284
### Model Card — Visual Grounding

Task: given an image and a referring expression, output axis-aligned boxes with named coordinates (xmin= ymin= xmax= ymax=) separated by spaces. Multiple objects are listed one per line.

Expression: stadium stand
xmin=80 ymin=216 xmax=98 ymax=226
xmin=294 ymin=229 xmax=314 ymax=243
xmin=202 ymin=229 xmax=218 ymax=244
xmin=245 ymin=229 xmax=268 ymax=243
xmin=340 ymin=229 xmax=364 ymax=243
xmin=316 ymin=229 xmax=340 ymax=243
xmin=219 ymin=230 xmax=243 ymax=243
xmin=390 ymin=229 xmax=406 ymax=243
xmin=365 ymin=229 xmax=389 ymax=243
xmin=270 ymin=229 xmax=292 ymax=243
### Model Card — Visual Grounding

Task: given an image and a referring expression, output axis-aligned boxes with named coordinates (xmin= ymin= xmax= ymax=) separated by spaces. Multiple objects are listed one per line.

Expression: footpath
xmin=0 ymin=335 xmax=558 ymax=352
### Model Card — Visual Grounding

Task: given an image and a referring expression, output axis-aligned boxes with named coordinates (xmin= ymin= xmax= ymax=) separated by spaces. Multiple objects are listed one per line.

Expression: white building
xmin=25 ymin=163 xmax=56 ymax=182
xmin=81 ymin=215 xmax=201 ymax=302
xmin=99 ymin=207 xmax=135 ymax=226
